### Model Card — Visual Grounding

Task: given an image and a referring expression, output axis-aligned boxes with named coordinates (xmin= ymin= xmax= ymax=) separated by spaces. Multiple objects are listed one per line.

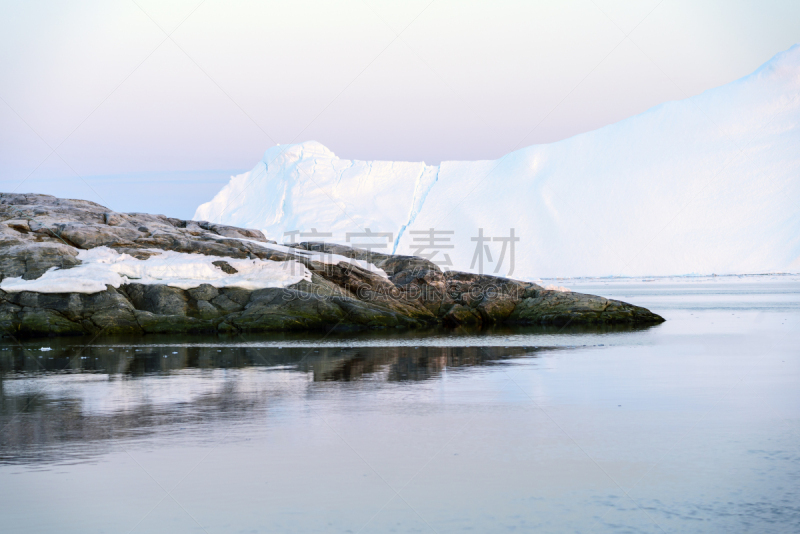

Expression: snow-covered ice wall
xmin=195 ymin=45 xmax=800 ymax=278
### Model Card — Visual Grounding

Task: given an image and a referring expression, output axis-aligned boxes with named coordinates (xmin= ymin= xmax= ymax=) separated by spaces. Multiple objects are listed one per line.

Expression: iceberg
xmin=195 ymin=45 xmax=800 ymax=278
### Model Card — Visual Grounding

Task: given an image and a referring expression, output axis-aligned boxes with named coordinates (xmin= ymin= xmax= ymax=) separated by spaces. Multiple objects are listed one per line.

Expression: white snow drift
xmin=196 ymin=45 xmax=800 ymax=278
xmin=250 ymin=241 xmax=389 ymax=279
xmin=0 ymin=247 xmax=311 ymax=294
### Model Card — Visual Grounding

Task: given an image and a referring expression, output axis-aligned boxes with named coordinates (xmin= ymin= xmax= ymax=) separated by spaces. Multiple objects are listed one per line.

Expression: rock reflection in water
xmin=0 ymin=342 xmax=542 ymax=379
xmin=301 ymin=345 xmax=538 ymax=381
xmin=0 ymin=343 xmax=546 ymax=464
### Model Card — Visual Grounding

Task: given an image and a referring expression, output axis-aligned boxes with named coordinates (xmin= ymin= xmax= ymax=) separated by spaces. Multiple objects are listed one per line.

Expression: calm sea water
xmin=1 ymin=275 xmax=798 ymax=533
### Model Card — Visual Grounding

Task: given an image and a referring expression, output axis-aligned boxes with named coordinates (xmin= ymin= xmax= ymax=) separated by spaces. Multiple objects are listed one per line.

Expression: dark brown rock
xmin=187 ymin=284 xmax=219 ymax=301
xmin=212 ymin=260 xmax=238 ymax=274
xmin=507 ymin=290 xmax=663 ymax=326
xmin=0 ymin=193 xmax=665 ymax=338
xmin=442 ymin=304 xmax=482 ymax=327
xmin=126 ymin=284 xmax=190 ymax=316
xmin=0 ymin=243 xmax=80 ymax=281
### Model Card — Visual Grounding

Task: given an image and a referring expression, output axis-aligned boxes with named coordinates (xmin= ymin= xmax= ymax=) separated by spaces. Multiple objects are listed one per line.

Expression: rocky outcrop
xmin=0 ymin=193 xmax=664 ymax=338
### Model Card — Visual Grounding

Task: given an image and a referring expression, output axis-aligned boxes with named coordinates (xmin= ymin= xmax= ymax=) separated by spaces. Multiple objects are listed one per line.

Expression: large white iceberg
xmin=195 ymin=45 xmax=800 ymax=278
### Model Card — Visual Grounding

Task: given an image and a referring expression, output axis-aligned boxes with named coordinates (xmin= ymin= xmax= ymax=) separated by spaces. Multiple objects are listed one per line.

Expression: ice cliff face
xmin=195 ymin=45 xmax=800 ymax=278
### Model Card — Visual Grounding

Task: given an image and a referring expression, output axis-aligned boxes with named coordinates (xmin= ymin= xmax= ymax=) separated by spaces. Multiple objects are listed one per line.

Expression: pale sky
xmin=1 ymin=0 xmax=798 ymax=218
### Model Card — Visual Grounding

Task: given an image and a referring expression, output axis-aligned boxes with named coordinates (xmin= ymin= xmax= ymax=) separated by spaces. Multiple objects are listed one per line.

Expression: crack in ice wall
xmin=393 ymin=165 xmax=440 ymax=254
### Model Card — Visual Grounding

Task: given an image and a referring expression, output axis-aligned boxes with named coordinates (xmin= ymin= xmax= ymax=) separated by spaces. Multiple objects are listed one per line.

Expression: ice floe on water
xmin=0 ymin=247 xmax=311 ymax=294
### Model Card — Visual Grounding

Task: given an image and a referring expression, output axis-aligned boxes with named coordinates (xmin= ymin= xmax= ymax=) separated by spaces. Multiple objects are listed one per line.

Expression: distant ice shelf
xmin=195 ymin=45 xmax=800 ymax=279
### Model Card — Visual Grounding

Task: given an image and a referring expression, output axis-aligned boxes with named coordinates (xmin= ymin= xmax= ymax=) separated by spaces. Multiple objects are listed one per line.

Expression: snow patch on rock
xmin=0 ymin=247 xmax=311 ymax=294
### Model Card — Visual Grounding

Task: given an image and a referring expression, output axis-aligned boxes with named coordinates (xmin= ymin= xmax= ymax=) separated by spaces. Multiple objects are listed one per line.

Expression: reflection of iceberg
xmin=196 ymin=45 xmax=800 ymax=278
